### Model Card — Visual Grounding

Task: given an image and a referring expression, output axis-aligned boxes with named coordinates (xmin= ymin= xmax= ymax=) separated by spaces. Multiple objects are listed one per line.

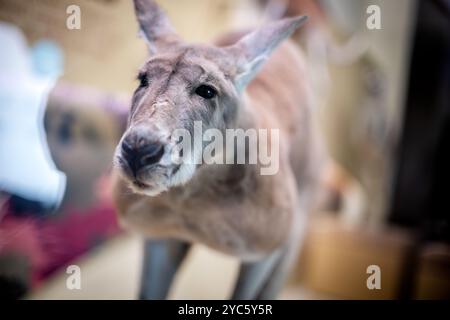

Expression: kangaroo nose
xmin=121 ymin=138 xmax=164 ymax=175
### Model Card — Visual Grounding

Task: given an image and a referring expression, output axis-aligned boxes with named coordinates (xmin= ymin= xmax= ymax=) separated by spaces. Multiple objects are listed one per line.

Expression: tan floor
xmin=27 ymin=233 xmax=319 ymax=300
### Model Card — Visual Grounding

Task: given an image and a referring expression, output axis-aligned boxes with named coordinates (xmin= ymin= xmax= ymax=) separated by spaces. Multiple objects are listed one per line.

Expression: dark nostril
xmin=139 ymin=142 xmax=164 ymax=167
xmin=121 ymin=140 xmax=134 ymax=156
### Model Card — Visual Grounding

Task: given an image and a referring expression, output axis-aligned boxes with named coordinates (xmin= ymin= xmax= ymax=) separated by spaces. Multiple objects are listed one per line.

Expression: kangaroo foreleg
xmin=139 ymin=238 xmax=190 ymax=300
xmin=230 ymin=249 xmax=283 ymax=299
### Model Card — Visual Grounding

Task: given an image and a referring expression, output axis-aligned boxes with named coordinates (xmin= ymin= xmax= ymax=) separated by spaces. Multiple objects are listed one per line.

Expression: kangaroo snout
xmin=121 ymin=129 xmax=165 ymax=176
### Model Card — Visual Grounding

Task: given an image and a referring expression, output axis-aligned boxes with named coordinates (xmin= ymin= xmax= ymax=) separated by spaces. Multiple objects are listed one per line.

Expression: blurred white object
xmin=0 ymin=22 xmax=66 ymax=209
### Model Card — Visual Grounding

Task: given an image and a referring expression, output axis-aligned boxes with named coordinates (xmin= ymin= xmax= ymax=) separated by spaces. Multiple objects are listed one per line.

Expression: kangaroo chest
xmin=121 ymin=169 xmax=295 ymax=259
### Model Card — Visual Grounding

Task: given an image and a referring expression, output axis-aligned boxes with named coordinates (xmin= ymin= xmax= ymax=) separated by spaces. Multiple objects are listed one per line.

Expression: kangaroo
xmin=112 ymin=0 xmax=327 ymax=299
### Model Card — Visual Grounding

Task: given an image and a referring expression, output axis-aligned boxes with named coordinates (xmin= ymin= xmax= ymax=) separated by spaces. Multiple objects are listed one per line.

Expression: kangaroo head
xmin=114 ymin=0 xmax=306 ymax=196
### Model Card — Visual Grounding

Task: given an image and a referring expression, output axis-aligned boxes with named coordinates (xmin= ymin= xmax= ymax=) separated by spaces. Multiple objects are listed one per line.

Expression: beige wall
xmin=0 ymin=0 xmax=256 ymax=93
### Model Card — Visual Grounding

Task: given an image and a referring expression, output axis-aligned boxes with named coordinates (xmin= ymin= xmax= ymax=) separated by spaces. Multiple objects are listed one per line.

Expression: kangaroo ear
xmin=133 ymin=0 xmax=182 ymax=54
xmin=226 ymin=16 xmax=307 ymax=91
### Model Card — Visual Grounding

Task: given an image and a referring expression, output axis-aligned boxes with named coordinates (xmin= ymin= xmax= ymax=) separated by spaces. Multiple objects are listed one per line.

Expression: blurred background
xmin=0 ymin=0 xmax=449 ymax=300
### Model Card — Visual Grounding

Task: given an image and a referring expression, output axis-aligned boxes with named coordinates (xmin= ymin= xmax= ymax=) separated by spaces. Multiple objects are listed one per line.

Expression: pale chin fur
xmin=138 ymin=186 xmax=168 ymax=197
xmin=169 ymin=162 xmax=196 ymax=187
xmin=126 ymin=162 xmax=197 ymax=197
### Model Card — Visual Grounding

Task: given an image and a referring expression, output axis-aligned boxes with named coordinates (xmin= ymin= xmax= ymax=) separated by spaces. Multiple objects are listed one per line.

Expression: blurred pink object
xmin=0 ymin=196 xmax=120 ymax=287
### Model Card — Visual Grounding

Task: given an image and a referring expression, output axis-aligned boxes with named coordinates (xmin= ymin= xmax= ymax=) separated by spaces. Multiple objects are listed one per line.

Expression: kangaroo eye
xmin=195 ymin=85 xmax=217 ymax=99
xmin=137 ymin=72 xmax=149 ymax=88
